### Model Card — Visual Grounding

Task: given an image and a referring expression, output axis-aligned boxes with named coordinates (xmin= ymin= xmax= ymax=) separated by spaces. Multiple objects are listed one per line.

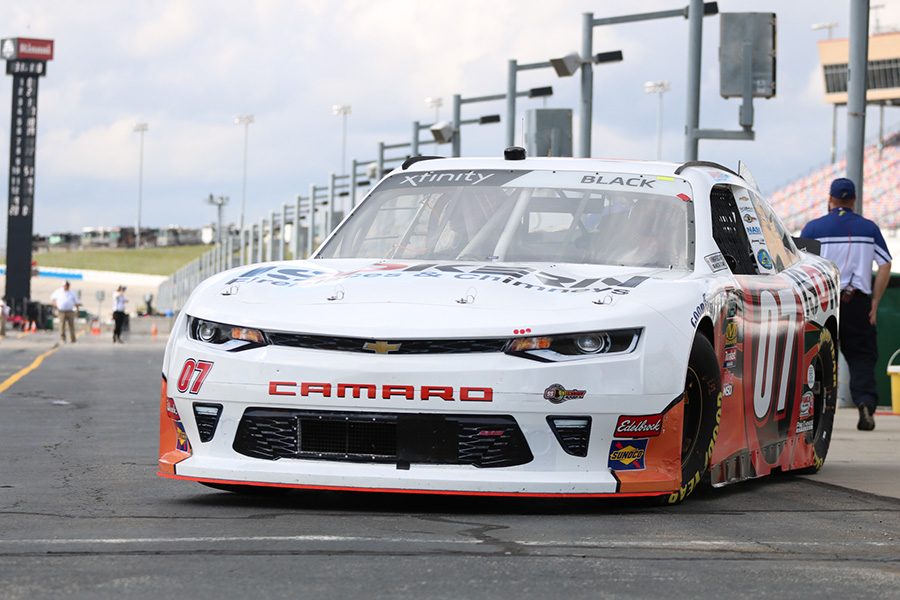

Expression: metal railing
xmin=157 ymin=187 xmax=351 ymax=313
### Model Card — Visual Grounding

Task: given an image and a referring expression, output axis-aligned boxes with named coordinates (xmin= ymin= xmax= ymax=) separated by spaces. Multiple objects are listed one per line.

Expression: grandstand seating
xmin=768 ymin=130 xmax=900 ymax=232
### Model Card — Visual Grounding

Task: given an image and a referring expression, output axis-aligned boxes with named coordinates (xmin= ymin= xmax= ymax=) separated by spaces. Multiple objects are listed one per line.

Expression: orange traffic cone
xmin=29 ymin=321 xmax=36 ymax=333
xmin=91 ymin=319 xmax=101 ymax=336
xmin=150 ymin=323 xmax=158 ymax=339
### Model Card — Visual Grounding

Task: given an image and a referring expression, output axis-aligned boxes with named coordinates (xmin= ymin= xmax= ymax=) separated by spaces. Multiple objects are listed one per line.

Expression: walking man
xmin=112 ymin=286 xmax=128 ymax=343
xmin=50 ymin=280 xmax=81 ymax=343
xmin=801 ymin=178 xmax=892 ymax=430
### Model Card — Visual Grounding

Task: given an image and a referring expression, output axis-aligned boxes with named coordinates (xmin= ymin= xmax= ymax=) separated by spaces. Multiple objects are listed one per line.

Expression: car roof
xmin=398 ymin=156 xmax=744 ymax=182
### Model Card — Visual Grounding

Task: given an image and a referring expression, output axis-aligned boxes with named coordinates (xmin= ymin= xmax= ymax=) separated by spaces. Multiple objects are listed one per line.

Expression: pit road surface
xmin=1 ymin=339 xmax=898 ymax=599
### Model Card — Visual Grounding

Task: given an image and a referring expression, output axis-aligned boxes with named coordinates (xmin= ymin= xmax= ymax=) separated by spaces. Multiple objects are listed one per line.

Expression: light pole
xmin=234 ymin=114 xmax=254 ymax=232
xmin=812 ymin=22 xmax=839 ymax=164
xmin=506 ymin=56 xmax=571 ymax=147
xmin=133 ymin=123 xmax=148 ymax=249
xmin=644 ymin=80 xmax=670 ymax=160
xmin=332 ymin=104 xmax=351 ymax=174
xmin=425 ymin=97 xmax=442 ymax=150
xmin=448 ymin=87 xmax=551 ymax=157
xmin=206 ymin=194 xmax=229 ymax=244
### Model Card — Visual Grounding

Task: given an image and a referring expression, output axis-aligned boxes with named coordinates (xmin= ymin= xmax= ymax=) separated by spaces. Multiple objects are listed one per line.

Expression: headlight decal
xmin=187 ymin=317 xmax=268 ymax=351
xmin=505 ymin=328 xmax=641 ymax=362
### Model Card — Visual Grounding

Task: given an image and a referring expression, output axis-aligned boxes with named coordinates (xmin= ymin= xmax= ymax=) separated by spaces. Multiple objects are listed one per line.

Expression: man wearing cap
xmin=801 ymin=178 xmax=892 ymax=430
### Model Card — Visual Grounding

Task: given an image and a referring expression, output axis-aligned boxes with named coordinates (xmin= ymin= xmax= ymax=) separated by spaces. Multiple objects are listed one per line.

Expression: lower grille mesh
xmin=233 ymin=409 xmax=532 ymax=468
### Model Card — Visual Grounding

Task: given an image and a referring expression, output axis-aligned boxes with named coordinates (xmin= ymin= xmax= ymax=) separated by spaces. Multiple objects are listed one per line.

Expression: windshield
xmin=318 ymin=169 xmax=694 ymax=269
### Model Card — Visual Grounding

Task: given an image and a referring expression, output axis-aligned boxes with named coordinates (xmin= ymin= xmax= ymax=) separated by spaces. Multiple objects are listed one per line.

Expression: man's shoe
xmin=857 ymin=405 xmax=875 ymax=431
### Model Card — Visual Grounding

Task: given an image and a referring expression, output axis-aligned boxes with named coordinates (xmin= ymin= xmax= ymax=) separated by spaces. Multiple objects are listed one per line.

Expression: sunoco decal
xmin=608 ymin=439 xmax=648 ymax=470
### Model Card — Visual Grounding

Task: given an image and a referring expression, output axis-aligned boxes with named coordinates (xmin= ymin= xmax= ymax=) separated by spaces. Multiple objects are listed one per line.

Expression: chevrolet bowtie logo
xmin=362 ymin=340 xmax=401 ymax=354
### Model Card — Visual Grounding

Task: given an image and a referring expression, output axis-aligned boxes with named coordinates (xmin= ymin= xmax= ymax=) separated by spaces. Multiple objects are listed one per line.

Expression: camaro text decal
xmin=268 ymin=381 xmax=493 ymax=402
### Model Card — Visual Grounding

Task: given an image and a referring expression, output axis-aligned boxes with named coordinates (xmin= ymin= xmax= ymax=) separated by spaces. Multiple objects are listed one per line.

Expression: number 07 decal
xmin=176 ymin=359 xmax=214 ymax=394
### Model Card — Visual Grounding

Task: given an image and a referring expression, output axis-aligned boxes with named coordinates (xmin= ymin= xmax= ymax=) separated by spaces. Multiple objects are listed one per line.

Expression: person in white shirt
xmin=112 ymin=286 xmax=128 ymax=343
xmin=50 ymin=281 xmax=80 ymax=343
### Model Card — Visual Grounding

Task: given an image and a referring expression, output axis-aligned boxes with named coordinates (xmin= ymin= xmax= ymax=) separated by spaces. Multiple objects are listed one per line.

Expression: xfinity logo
xmin=400 ymin=171 xmax=494 ymax=187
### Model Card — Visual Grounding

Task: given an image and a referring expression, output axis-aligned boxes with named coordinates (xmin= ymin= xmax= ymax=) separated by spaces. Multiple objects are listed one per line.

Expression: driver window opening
xmin=709 ymin=185 xmax=759 ymax=275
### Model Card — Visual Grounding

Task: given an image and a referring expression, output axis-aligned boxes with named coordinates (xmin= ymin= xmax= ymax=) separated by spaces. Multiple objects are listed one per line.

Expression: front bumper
xmin=159 ymin=336 xmax=687 ymax=496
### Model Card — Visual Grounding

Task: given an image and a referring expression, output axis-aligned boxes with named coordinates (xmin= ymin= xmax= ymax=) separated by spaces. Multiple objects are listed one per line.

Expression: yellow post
xmin=888 ymin=349 xmax=900 ymax=415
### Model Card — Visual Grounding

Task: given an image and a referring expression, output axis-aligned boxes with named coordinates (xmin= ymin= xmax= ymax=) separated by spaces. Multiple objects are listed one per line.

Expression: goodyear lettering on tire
xmin=668 ymin=393 xmax=722 ymax=504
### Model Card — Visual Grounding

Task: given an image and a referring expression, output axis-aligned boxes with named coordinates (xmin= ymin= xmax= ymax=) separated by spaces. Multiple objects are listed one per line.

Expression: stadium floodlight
xmin=594 ymin=50 xmax=624 ymax=64
xmin=424 ymin=96 xmax=443 ymax=149
xmin=644 ymin=80 xmax=671 ymax=160
xmin=550 ymin=52 xmax=582 ymax=77
xmin=331 ymin=104 xmax=351 ymax=175
xmin=811 ymin=22 xmax=838 ymax=39
xmin=430 ymin=121 xmax=455 ymax=144
xmin=527 ymin=86 xmax=553 ymax=98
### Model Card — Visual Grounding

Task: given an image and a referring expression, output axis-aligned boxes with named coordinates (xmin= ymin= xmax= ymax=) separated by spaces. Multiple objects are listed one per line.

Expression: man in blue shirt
xmin=801 ymin=178 xmax=892 ymax=430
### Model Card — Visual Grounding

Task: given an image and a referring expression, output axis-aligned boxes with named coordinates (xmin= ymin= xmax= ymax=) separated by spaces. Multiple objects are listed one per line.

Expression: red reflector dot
xmin=525 ymin=328 xmax=532 ymax=333
xmin=513 ymin=329 xmax=520 ymax=334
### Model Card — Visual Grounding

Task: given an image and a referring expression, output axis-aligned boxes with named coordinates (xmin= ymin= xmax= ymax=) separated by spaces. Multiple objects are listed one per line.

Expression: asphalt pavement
xmin=0 ymin=329 xmax=898 ymax=599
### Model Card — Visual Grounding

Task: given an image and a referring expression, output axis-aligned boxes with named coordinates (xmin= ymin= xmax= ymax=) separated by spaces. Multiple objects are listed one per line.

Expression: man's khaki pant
xmin=59 ymin=310 xmax=76 ymax=342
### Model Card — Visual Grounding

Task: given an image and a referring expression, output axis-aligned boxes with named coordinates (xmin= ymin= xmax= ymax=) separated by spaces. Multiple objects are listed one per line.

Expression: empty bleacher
xmin=768 ymin=130 xmax=900 ymax=233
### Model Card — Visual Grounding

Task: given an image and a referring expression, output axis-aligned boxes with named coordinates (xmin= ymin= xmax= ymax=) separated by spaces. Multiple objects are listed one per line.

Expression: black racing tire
xmin=666 ymin=332 xmax=723 ymax=505
xmin=795 ymin=327 xmax=837 ymax=475
xmin=199 ymin=482 xmax=292 ymax=495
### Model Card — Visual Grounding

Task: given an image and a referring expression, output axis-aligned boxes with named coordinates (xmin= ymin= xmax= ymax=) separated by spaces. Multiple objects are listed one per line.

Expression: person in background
xmin=800 ymin=178 xmax=893 ymax=431
xmin=0 ymin=298 xmax=7 ymax=338
xmin=112 ymin=286 xmax=128 ymax=343
xmin=50 ymin=281 xmax=81 ymax=343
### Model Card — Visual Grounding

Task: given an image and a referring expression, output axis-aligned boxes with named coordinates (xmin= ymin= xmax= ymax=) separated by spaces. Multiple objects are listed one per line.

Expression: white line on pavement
xmin=0 ymin=535 xmax=895 ymax=549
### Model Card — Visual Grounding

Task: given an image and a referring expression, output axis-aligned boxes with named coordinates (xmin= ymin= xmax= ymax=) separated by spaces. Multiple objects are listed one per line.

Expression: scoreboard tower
xmin=1 ymin=37 xmax=53 ymax=314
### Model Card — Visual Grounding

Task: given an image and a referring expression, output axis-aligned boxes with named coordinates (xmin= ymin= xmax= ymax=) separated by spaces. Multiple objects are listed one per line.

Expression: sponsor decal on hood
xmin=223 ymin=262 xmax=652 ymax=296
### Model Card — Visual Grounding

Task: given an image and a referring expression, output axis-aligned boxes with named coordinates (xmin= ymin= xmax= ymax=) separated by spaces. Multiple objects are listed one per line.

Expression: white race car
xmin=159 ymin=152 xmax=840 ymax=504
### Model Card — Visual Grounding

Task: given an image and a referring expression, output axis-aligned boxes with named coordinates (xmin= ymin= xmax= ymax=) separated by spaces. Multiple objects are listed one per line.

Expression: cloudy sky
xmin=1 ymin=0 xmax=899 ymax=244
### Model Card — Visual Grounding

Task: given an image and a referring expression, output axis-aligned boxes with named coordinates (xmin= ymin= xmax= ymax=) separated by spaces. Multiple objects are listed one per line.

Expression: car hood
xmin=184 ymin=259 xmax=703 ymax=338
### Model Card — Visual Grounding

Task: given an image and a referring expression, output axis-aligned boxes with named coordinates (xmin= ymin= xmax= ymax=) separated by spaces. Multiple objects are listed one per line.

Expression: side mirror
xmin=793 ymin=237 xmax=821 ymax=256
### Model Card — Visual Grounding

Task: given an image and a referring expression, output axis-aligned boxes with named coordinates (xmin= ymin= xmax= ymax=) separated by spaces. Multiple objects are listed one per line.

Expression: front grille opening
xmin=265 ymin=332 xmax=508 ymax=355
xmin=193 ymin=403 xmax=223 ymax=443
xmin=233 ymin=409 xmax=533 ymax=468
xmin=547 ymin=416 xmax=592 ymax=457
xmin=300 ymin=418 xmax=397 ymax=459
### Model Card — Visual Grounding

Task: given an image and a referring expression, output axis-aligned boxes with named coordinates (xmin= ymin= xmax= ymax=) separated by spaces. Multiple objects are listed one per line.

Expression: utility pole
xmin=846 ymin=0 xmax=869 ymax=214
xmin=133 ymin=123 xmax=148 ymax=248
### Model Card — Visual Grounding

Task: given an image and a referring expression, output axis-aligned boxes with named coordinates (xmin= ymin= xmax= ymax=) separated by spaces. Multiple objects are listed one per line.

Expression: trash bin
xmin=889 ymin=348 xmax=900 ymax=415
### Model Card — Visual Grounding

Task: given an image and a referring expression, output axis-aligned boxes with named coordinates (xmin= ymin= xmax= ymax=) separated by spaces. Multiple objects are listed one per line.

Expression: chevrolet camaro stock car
xmin=158 ymin=149 xmax=840 ymax=504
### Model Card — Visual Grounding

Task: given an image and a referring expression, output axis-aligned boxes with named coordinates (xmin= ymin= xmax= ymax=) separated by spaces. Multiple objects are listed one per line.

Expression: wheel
xmin=666 ymin=332 xmax=723 ymax=504
xmin=795 ymin=327 xmax=837 ymax=474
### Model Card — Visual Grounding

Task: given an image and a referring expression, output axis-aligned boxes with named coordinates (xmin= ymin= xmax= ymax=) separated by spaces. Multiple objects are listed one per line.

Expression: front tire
xmin=795 ymin=327 xmax=837 ymax=474
xmin=667 ymin=332 xmax=722 ymax=504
